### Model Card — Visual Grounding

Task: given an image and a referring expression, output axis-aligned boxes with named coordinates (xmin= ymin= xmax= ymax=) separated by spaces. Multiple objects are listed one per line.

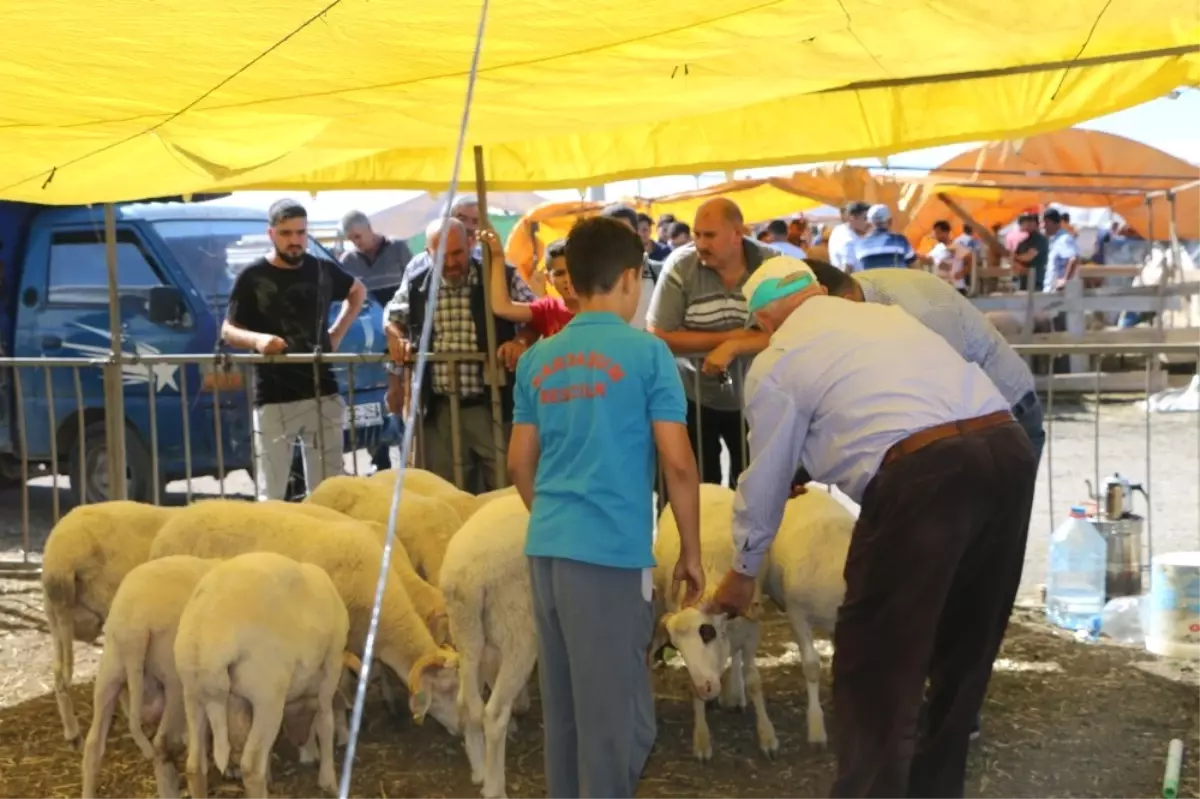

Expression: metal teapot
xmin=1085 ymin=473 xmax=1148 ymax=519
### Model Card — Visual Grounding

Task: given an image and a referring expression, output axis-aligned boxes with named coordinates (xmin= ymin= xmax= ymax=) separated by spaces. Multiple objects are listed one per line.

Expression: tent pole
xmin=103 ymin=204 xmax=129 ymax=500
xmin=474 ymin=145 xmax=508 ymax=490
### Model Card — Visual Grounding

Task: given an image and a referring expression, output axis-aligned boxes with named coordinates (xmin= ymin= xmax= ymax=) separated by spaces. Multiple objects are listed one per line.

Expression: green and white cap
xmin=742 ymin=255 xmax=817 ymax=316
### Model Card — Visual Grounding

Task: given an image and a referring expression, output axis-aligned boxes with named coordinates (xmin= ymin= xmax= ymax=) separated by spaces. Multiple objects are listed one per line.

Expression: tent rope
xmin=337 ymin=0 xmax=491 ymax=794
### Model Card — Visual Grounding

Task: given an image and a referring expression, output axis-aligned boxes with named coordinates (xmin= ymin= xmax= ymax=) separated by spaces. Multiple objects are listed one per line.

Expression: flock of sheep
xmin=40 ymin=468 xmax=858 ymax=799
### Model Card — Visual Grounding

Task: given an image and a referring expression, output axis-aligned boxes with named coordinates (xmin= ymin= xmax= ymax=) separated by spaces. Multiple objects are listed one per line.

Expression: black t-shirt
xmin=1015 ymin=231 xmax=1049 ymax=292
xmin=226 ymin=255 xmax=355 ymax=405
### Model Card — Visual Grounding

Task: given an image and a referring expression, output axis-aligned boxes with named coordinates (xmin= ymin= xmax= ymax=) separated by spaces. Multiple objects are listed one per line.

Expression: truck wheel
xmin=68 ymin=420 xmax=153 ymax=505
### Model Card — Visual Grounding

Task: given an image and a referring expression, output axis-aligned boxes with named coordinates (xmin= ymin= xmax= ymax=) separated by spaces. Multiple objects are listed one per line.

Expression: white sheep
xmin=174 ymin=551 xmax=349 ymax=799
xmin=369 ymin=467 xmax=479 ymax=521
xmin=305 ymin=476 xmax=461 ymax=585
xmin=148 ymin=500 xmax=462 ymax=737
xmin=42 ymin=501 xmax=176 ymax=746
xmin=258 ymin=500 xmax=450 ymax=646
xmin=80 ymin=555 xmax=218 ymax=799
xmin=439 ymin=493 xmax=535 ymax=799
xmin=652 ymin=484 xmax=777 ymax=762
xmin=761 ymin=486 xmax=854 ymax=746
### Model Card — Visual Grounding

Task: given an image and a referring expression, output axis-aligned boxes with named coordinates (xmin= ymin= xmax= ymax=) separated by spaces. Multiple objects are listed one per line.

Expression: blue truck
xmin=0 ymin=198 xmax=392 ymax=503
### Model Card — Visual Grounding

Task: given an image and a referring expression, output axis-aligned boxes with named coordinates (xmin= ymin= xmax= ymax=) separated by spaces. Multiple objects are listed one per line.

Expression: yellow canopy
xmin=2 ymin=1 xmax=1197 ymax=204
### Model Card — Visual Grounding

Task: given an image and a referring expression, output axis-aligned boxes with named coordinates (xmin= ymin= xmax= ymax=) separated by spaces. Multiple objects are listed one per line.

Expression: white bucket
xmin=1146 ymin=551 xmax=1200 ymax=659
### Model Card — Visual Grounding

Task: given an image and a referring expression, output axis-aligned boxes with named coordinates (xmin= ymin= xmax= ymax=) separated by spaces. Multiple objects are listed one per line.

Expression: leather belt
xmin=881 ymin=410 xmax=1015 ymax=468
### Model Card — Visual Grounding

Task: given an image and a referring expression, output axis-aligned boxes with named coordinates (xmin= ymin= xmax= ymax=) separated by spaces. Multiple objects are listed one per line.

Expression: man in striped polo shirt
xmin=853 ymin=204 xmax=918 ymax=270
xmin=646 ymin=198 xmax=779 ymax=487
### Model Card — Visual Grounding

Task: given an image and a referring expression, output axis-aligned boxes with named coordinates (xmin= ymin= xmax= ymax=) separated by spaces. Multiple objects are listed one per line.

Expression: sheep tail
xmin=204 ymin=667 xmax=233 ymax=775
xmin=123 ymin=629 xmax=156 ymax=760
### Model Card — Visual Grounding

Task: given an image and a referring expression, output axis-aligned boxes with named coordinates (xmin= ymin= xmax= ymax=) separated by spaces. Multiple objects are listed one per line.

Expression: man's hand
xmin=712 ymin=570 xmax=757 ymax=618
xmin=529 ymin=269 xmax=548 ymax=298
xmin=701 ymin=339 xmax=741 ymax=377
xmin=789 ymin=482 xmax=809 ymax=498
xmin=497 ymin=340 xmax=527 ymax=371
xmin=256 ymin=334 xmax=287 ymax=355
xmin=477 ymin=227 xmax=505 ymax=258
xmin=328 ymin=327 xmax=346 ymax=352
xmin=671 ymin=555 xmax=705 ymax=608
xmin=387 ymin=329 xmax=412 ymax=364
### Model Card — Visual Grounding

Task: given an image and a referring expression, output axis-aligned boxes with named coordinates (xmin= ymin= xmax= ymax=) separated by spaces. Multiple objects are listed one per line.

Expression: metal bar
xmin=102 ymin=203 xmax=128 ymax=501
xmin=1145 ymin=178 xmax=1200 ymax=200
xmin=1046 ymin=354 xmax=1056 ymax=533
xmin=44 ymin=366 xmax=60 ymax=525
xmin=147 ymin=365 xmax=160 ymax=505
xmin=1143 ymin=357 xmax=1154 ymax=579
xmin=72 ymin=367 xmax=86 ymax=506
xmin=244 ymin=366 xmax=258 ymax=492
xmin=213 ymin=358 xmax=225 ymax=498
xmin=1093 ymin=369 xmax=1101 ymax=512
xmin=693 ymin=364 xmax=704 ymax=483
xmin=314 ymin=357 xmax=328 ymax=485
xmin=474 ymin=144 xmax=509 ymax=491
xmin=884 ymin=163 xmax=1198 ymax=183
xmin=347 ymin=363 xmax=358 ymax=476
xmin=180 ymin=364 xmax=194 ymax=502
xmin=449 ymin=368 xmax=465 ymax=490
xmin=13 ymin=368 xmax=30 ymax=561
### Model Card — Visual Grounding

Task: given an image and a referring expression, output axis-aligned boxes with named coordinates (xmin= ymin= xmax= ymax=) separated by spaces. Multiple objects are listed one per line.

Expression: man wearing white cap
xmin=853 ymin=203 xmax=918 ymax=270
xmin=710 ymin=256 xmax=1037 ymax=798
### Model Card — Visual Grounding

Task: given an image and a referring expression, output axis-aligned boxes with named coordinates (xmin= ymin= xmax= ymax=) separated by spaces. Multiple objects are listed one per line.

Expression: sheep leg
xmin=739 ymin=622 xmax=778 ymax=758
xmin=315 ymin=648 xmax=344 ymax=796
xmin=719 ymin=650 xmax=746 ymax=712
xmin=481 ymin=650 xmax=537 ymax=799
xmin=151 ymin=679 xmax=185 ymax=799
xmin=511 ymin=684 xmax=531 ymax=717
xmin=240 ymin=692 xmax=286 ymax=799
xmin=691 ymin=696 xmax=712 ymax=762
xmin=377 ymin=666 xmax=399 ymax=716
xmin=787 ymin=608 xmax=828 ymax=745
xmin=80 ymin=652 xmax=124 ymax=799
xmin=51 ymin=616 xmax=81 ymax=747
xmin=182 ymin=690 xmax=210 ymax=799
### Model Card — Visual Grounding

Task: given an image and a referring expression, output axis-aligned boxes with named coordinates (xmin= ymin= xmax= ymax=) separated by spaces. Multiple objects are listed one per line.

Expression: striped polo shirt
xmin=645 ymin=238 xmax=778 ymax=411
xmin=853 ymin=228 xmax=917 ymax=270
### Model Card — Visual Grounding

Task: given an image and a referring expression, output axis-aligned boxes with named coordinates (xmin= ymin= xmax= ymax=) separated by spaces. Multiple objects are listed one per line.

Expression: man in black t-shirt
xmin=223 ymin=199 xmax=366 ymax=500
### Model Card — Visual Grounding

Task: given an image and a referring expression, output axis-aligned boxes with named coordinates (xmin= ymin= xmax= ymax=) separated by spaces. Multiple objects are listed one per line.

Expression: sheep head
xmin=659 ymin=606 xmax=730 ymax=701
xmin=407 ymin=648 xmax=461 ymax=735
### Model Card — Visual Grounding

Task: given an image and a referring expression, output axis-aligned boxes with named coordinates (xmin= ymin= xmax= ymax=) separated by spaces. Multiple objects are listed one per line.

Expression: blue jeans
xmin=371 ymin=414 xmax=405 ymax=470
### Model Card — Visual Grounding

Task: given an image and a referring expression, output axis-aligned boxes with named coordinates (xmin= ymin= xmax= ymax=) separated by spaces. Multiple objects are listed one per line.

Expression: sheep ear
xmin=342 ymin=652 xmax=364 ymax=674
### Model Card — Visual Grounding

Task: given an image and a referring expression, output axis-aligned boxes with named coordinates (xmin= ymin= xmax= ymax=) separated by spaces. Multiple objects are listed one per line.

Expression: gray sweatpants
xmin=529 ymin=556 xmax=656 ymax=798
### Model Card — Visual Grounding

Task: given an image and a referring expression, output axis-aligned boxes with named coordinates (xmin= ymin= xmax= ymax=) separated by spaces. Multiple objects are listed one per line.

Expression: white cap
xmin=867 ymin=204 xmax=891 ymax=226
xmin=741 ymin=255 xmax=817 ymax=316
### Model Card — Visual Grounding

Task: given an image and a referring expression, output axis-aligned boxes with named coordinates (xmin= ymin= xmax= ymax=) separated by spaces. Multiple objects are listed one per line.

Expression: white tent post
xmin=103 ymin=203 xmax=129 ymax=500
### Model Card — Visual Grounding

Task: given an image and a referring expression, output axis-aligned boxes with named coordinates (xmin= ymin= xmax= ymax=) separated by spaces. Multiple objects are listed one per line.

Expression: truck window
xmin=47 ymin=230 xmax=166 ymax=305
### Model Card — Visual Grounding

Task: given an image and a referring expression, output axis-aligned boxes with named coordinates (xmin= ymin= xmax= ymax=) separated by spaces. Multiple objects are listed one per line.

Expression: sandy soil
xmin=0 ymin=398 xmax=1196 ymax=798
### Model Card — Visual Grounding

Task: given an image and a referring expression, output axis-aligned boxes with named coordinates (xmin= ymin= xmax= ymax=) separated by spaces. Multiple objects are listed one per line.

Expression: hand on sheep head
xmin=671 ymin=555 xmax=705 ymax=608
xmin=711 ymin=570 xmax=757 ymax=619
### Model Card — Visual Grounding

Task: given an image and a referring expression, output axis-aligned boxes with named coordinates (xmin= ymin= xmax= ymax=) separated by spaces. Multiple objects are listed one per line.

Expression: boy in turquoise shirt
xmin=508 ymin=216 xmax=704 ymax=798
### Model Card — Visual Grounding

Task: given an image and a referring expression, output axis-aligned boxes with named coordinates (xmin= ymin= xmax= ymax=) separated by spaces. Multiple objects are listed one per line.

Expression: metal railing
xmin=1 ymin=342 xmax=1197 ymax=587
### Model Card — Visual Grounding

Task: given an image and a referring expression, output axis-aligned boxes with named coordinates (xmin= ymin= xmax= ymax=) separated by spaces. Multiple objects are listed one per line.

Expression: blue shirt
xmin=1044 ymin=229 xmax=1080 ymax=292
xmin=515 ymin=311 xmax=687 ymax=569
xmin=853 ymin=229 xmax=916 ymax=270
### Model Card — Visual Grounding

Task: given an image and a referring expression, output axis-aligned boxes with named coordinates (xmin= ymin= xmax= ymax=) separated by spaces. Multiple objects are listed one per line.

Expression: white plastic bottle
xmin=1045 ymin=506 xmax=1108 ymax=633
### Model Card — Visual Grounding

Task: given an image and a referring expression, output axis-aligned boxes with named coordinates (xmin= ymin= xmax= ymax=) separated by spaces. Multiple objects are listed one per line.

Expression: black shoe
xmin=970 ymin=714 xmax=982 ymax=742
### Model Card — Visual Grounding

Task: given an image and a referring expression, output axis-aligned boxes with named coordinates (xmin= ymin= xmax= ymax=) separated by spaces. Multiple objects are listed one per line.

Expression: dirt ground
xmin=0 ymin=398 xmax=1198 ymax=798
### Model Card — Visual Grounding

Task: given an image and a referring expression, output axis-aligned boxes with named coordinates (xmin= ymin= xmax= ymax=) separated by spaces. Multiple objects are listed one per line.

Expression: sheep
xmin=652 ymin=484 xmax=776 ymax=762
xmin=174 ymin=551 xmax=349 ymax=799
xmin=42 ymin=501 xmax=176 ymax=746
xmin=369 ymin=467 xmax=479 ymax=521
xmin=80 ymin=555 xmax=218 ymax=799
xmin=257 ymin=500 xmax=450 ymax=646
xmin=760 ymin=486 xmax=855 ymax=746
xmin=305 ymin=476 xmax=461 ymax=585
xmin=439 ymin=493 xmax=535 ymax=799
xmin=148 ymin=500 xmax=462 ymax=737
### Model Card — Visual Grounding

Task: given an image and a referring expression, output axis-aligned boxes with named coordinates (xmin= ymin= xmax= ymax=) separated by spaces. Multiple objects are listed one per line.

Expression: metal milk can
xmin=1084 ymin=474 xmax=1151 ymax=601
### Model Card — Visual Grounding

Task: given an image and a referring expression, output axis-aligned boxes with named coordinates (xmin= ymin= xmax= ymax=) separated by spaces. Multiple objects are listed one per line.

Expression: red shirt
xmin=528 ymin=296 xmax=575 ymax=338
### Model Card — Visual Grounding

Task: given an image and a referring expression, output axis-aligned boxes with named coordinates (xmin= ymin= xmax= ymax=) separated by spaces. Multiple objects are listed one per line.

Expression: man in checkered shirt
xmin=384 ymin=216 xmax=532 ymax=492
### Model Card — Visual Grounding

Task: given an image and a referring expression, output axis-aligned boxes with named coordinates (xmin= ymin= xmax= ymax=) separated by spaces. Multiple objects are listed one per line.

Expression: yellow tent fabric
xmin=2 ymin=1 xmax=1197 ymax=204
xmin=645 ymin=180 xmax=823 ymax=230
xmin=902 ymin=130 xmax=1200 ymax=245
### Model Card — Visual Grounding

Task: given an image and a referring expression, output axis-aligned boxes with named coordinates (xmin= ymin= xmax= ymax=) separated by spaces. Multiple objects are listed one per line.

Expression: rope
xmin=337 ymin=0 xmax=491 ymax=793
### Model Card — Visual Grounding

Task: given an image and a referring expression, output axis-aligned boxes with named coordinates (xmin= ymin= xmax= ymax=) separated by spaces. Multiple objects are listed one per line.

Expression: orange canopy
xmin=504 ymin=165 xmax=912 ymax=281
xmin=902 ymin=129 xmax=1200 ymax=246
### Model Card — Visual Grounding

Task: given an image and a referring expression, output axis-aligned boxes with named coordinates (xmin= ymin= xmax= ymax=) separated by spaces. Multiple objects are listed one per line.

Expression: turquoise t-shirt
xmin=514 ymin=311 xmax=687 ymax=569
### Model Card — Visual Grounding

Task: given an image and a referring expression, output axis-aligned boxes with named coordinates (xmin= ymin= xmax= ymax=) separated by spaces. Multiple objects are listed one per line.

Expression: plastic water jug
xmin=1046 ymin=506 xmax=1108 ymax=633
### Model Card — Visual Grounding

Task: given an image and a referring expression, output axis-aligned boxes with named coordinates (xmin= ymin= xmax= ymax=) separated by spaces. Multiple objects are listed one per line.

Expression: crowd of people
xmin=216 ymin=190 xmax=1051 ymax=797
